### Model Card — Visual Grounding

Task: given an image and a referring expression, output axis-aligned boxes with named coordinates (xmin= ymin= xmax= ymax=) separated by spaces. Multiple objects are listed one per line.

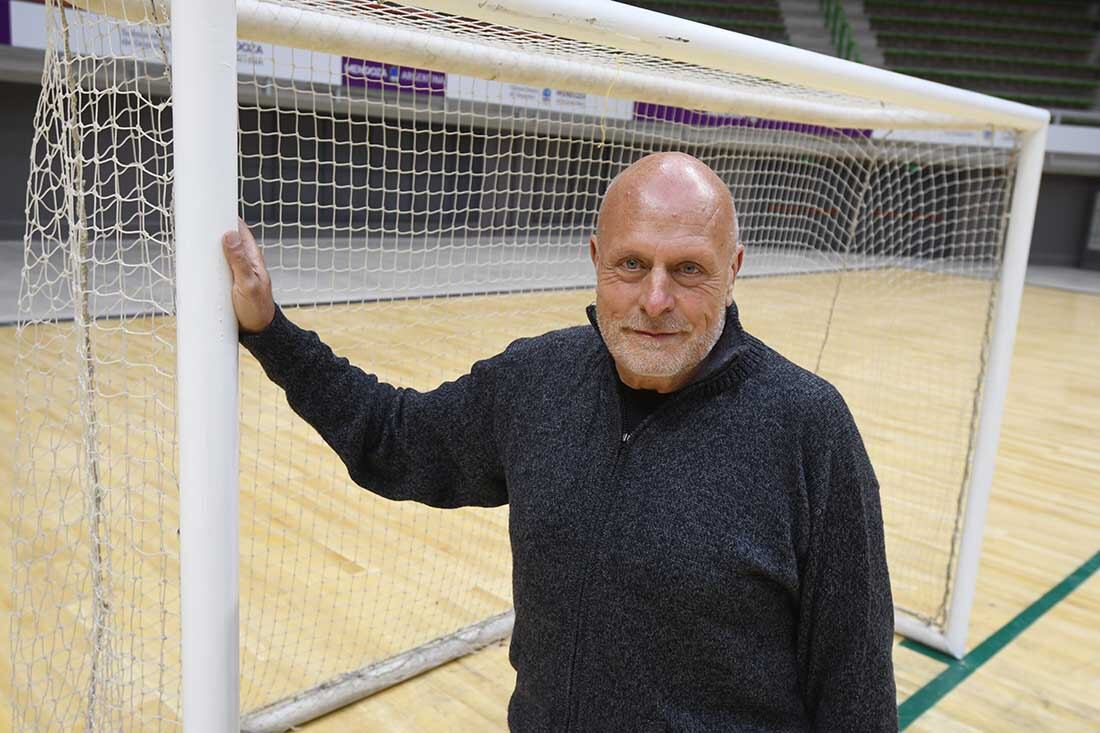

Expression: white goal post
xmin=12 ymin=0 xmax=1047 ymax=731
xmin=171 ymin=1 xmax=240 ymax=730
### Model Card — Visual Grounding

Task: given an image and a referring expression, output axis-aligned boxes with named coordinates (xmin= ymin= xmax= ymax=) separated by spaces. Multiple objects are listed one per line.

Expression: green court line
xmin=897 ymin=550 xmax=1100 ymax=729
xmin=899 ymin=638 xmax=955 ymax=666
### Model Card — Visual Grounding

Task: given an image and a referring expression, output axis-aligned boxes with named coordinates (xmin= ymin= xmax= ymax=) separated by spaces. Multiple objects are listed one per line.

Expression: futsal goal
xmin=11 ymin=0 xmax=1048 ymax=730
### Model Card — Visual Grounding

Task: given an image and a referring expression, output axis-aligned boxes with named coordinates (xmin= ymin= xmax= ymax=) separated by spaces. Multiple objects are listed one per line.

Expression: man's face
xmin=591 ymin=184 xmax=742 ymax=393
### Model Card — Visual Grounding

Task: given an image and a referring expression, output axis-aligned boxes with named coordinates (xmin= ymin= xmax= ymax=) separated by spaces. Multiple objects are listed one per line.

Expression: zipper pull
xmin=621 ymin=432 xmax=630 ymax=443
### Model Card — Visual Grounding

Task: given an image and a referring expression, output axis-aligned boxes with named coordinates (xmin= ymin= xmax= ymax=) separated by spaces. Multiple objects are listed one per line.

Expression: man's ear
xmin=589 ymin=234 xmax=599 ymax=268
xmin=726 ymin=243 xmax=745 ymax=306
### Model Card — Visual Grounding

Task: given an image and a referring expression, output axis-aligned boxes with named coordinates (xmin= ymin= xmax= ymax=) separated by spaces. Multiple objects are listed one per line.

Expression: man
xmin=224 ymin=152 xmax=898 ymax=731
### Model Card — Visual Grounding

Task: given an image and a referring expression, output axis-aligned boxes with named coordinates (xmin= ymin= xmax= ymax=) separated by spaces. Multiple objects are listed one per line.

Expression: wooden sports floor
xmin=2 ymin=272 xmax=1097 ymax=731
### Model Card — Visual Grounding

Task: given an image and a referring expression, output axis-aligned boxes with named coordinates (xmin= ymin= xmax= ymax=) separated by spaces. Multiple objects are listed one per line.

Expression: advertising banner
xmin=446 ymin=74 xmax=634 ymax=120
xmin=634 ymin=101 xmax=872 ymax=139
xmin=344 ymin=58 xmax=446 ymax=96
xmin=0 ymin=0 xmax=11 ymax=47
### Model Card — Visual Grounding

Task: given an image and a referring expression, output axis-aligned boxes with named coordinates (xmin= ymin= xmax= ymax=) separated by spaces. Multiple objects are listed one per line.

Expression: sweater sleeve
xmin=239 ymin=305 xmax=508 ymax=509
xmin=797 ymin=386 xmax=898 ymax=731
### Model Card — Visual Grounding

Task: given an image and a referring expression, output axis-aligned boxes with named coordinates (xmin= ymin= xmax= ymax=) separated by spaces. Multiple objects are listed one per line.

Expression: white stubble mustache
xmin=619 ymin=315 xmax=691 ymax=335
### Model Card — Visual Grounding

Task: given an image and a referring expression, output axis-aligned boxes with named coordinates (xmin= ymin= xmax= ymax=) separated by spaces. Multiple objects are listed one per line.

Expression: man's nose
xmin=641 ymin=268 xmax=675 ymax=318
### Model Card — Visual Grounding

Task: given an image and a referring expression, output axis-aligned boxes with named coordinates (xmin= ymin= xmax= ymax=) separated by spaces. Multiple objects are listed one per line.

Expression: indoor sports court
xmin=2 ymin=0 xmax=1097 ymax=731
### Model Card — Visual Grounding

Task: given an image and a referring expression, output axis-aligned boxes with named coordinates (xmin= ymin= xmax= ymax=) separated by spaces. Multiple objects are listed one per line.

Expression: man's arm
xmin=223 ymin=221 xmax=507 ymax=509
xmin=797 ymin=386 xmax=898 ymax=731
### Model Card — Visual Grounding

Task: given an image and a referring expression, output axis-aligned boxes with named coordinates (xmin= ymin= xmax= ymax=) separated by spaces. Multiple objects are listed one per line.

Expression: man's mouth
xmin=630 ymin=329 xmax=682 ymax=340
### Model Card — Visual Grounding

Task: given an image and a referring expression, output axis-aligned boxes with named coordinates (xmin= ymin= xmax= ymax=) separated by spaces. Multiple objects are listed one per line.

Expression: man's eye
xmin=680 ymin=263 xmax=700 ymax=275
xmin=623 ymin=258 xmax=640 ymax=270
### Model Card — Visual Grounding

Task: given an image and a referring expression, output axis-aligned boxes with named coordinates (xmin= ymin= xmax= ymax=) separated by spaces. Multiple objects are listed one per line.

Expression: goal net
xmin=10 ymin=0 xmax=1044 ymax=730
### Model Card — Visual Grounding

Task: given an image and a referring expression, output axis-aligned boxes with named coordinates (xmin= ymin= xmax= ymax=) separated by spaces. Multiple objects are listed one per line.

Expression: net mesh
xmin=266 ymin=0 xmax=943 ymax=123
xmin=12 ymin=0 xmax=1018 ymax=729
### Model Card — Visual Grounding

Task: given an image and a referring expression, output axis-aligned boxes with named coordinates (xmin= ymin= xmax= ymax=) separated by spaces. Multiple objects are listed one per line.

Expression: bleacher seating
xmin=865 ymin=0 xmax=1100 ymax=109
xmin=619 ymin=1 xmax=790 ymax=44
xmin=617 ymin=0 xmax=1100 ymax=110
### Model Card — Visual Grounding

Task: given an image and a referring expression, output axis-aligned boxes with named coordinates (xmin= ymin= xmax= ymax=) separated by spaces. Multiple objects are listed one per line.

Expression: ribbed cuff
xmin=238 ymin=304 xmax=293 ymax=355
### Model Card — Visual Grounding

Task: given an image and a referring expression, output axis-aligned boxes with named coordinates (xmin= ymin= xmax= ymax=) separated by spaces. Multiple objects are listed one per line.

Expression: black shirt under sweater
xmin=618 ymin=380 xmax=674 ymax=438
xmin=240 ymin=301 xmax=898 ymax=732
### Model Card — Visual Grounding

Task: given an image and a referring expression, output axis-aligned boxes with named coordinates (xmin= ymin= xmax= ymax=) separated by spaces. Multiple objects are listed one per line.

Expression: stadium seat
xmin=865 ymin=0 xmax=1100 ymax=109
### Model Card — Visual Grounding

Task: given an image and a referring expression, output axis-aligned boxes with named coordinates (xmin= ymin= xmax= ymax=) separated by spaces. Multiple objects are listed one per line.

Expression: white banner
xmin=9 ymin=0 xmax=339 ymax=85
xmin=446 ymin=74 xmax=633 ymax=120
xmin=9 ymin=0 xmax=629 ymax=120
xmin=871 ymin=126 xmax=1019 ymax=149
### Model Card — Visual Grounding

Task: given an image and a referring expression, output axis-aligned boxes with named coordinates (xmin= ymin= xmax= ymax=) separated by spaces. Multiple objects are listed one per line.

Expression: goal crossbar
xmin=414 ymin=0 xmax=1048 ymax=132
xmin=79 ymin=0 xmax=1046 ymax=132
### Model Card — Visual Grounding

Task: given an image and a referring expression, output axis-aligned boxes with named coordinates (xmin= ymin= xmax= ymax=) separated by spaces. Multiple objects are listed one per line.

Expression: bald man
xmin=225 ymin=152 xmax=897 ymax=732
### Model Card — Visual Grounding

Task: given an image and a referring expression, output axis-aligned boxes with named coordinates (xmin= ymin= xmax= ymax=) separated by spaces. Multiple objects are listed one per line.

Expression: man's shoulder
xmin=510 ymin=322 xmax=598 ymax=352
xmin=490 ymin=322 xmax=602 ymax=376
xmin=746 ymin=334 xmax=852 ymax=423
xmin=736 ymin=337 xmax=864 ymax=464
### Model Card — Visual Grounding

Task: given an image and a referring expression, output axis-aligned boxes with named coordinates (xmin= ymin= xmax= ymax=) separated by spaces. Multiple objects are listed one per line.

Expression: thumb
xmin=222 ymin=225 xmax=258 ymax=283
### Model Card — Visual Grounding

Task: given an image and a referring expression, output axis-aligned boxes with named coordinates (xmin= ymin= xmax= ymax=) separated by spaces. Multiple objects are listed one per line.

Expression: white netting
xmin=12 ymin=0 xmax=1019 ymax=730
xmin=265 ymin=0 xmax=939 ymax=121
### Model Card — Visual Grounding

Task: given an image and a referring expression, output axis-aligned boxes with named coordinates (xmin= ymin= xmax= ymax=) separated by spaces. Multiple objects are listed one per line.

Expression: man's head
xmin=591 ymin=152 xmax=744 ymax=393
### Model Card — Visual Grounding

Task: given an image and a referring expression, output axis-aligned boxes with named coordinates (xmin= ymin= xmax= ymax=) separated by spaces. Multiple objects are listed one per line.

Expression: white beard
xmin=597 ymin=301 xmax=726 ymax=380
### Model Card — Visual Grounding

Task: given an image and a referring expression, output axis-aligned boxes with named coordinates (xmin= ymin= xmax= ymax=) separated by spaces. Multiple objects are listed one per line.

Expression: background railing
xmin=821 ymin=0 xmax=862 ymax=62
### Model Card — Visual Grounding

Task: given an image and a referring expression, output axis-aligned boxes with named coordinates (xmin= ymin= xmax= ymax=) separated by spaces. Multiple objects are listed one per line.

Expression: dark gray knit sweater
xmin=240 ymin=301 xmax=898 ymax=732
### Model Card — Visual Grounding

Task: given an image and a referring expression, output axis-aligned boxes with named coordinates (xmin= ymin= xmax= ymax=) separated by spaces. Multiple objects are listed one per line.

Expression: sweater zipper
xmin=559 ymin=343 xmax=750 ymax=729
xmin=560 ymin=384 xmax=701 ymax=730
xmin=562 ymin=393 xmax=628 ymax=732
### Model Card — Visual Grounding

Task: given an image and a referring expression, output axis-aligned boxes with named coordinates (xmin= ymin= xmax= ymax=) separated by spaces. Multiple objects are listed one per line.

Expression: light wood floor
xmin=3 ymin=275 xmax=1098 ymax=731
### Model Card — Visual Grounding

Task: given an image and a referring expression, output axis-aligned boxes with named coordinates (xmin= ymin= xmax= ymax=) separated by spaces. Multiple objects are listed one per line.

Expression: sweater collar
xmin=585 ymin=300 xmax=754 ymax=393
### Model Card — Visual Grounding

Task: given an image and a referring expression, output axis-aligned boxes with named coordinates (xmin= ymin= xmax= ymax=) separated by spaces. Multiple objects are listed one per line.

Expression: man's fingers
xmin=221 ymin=219 xmax=275 ymax=332
xmin=237 ymin=217 xmax=259 ymax=252
xmin=223 ymin=220 xmax=267 ymax=283
xmin=222 ymin=229 xmax=255 ymax=283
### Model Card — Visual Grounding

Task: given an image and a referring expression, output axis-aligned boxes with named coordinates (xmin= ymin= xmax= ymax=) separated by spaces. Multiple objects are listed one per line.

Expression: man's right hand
xmin=222 ymin=218 xmax=276 ymax=334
